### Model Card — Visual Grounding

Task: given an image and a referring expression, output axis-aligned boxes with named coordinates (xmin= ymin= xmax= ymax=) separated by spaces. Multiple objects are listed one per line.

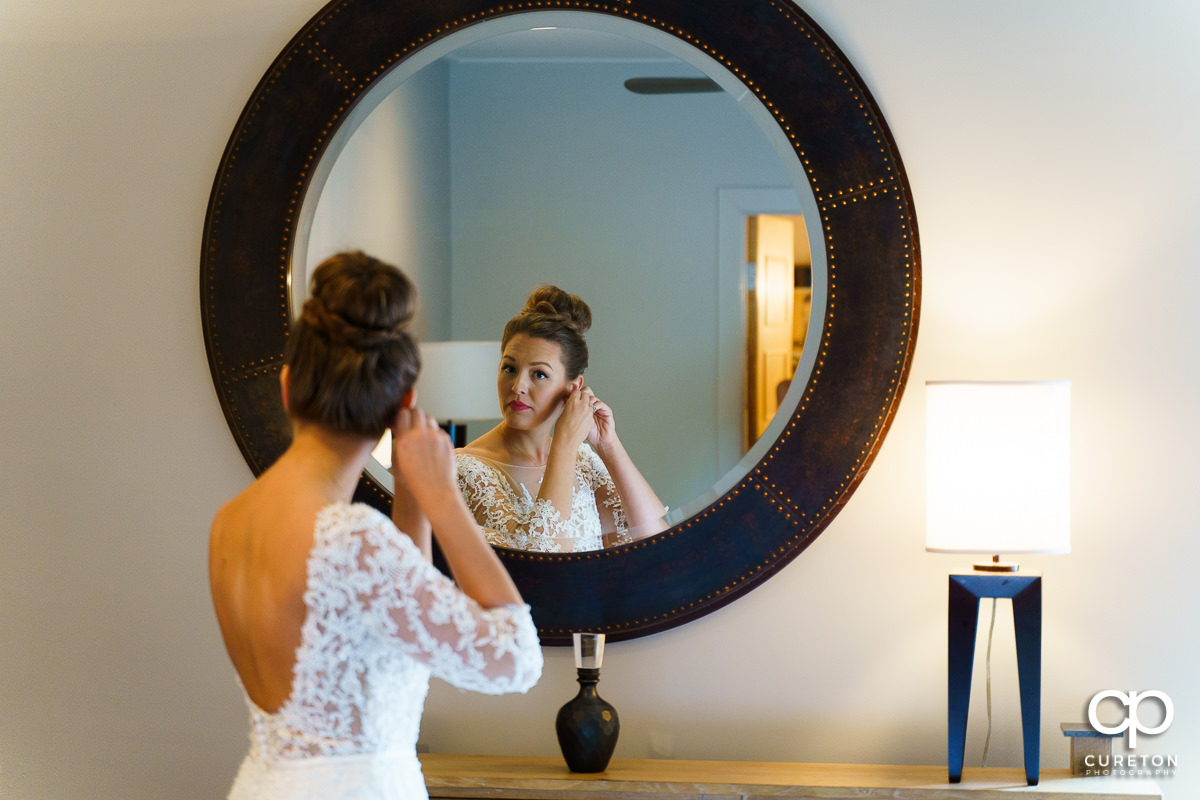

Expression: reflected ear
xmin=401 ymin=388 xmax=416 ymax=409
xmin=571 ymin=376 xmax=584 ymax=391
xmin=280 ymin=365 xmax=291 ymax=414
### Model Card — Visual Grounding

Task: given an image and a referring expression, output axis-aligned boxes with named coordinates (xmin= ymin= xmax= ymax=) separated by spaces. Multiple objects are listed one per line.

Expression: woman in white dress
xmin=456 ymin=286 xmax=667 ymax=553
xmin=209 ymin=251 xmax=542 ymax=799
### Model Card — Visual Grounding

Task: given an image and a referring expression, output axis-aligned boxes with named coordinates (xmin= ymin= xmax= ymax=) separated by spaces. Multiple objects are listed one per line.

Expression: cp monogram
xmin=1088 ymin=690 xmax=1173 ymax=748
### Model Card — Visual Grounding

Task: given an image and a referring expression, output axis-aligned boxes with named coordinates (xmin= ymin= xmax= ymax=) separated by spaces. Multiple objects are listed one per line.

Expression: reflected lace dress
xmin=226 ymin=502 xmax=543 ymax=800
xmin=455 ymin=444 xmax=630 ymax=553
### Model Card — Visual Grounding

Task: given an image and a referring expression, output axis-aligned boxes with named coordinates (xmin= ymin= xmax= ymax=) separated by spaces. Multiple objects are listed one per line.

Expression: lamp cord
xmin=981 ymin=598 xmax=998 ymax=767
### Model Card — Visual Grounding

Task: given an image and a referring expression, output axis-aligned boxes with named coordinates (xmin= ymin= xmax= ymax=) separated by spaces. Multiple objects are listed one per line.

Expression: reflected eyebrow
xmin=499 ymin=356 xmax=555 ymax=371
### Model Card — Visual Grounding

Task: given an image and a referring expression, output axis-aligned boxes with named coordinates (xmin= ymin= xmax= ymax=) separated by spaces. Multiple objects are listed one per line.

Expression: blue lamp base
xmin=947 ymin=571 xmax=1042 ymax=786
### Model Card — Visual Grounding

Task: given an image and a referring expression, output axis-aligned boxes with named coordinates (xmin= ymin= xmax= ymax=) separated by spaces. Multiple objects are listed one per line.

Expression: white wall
xmin=1 ymin=2 xmax=1197 ymax=799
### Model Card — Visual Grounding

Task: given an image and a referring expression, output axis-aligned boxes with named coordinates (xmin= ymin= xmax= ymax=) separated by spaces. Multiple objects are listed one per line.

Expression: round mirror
xmin=292 ymin=16 xmax=825 ymax=536
xmin=201 ymin=0 xmax=920 ymax=643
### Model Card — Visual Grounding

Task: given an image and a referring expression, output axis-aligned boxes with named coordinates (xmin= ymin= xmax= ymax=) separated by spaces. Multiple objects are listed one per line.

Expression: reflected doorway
xmin=745 ymin=214 xmax=812 ymax=447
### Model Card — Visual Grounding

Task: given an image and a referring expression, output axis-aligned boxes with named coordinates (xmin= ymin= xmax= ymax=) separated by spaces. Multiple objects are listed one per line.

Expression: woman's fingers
xmin=581 ymin=388 xmax=609 ymax=417
xmin=392 ymin=408 xmax=457 ymax=493
xmin=395 ymin=406 xmax=440 ymax=433
xmin=393 ymin=405 xmax=421 ymax=437
xmin=393 ymin=408 xmax=447 ymax=461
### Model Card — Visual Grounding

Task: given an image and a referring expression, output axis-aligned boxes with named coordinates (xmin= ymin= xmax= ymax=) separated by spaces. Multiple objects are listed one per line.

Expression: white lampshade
xmin=414 ymin=341 xmax=501 ymax=422
xmin=925 ymin=381 xmax=1071 ymax=555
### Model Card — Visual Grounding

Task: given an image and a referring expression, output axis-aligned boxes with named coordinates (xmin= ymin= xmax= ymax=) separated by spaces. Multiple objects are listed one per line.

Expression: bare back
xmin=209 ymin=465 xmax=329 ymax=713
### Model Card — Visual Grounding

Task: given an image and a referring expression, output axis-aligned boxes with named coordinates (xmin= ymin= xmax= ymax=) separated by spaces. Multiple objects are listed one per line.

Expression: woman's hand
xmin=551 ymin=382 xmax=597 ymax=454
xmin=391 ymin=406 xmax=457 ymax=508
xmin=555 ymin=383 xmax=618 ymax=453
xmin=585 ymin=395 xmax=619 ymax=453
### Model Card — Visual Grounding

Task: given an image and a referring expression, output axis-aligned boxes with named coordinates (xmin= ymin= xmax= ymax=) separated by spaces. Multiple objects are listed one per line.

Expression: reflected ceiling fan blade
xmin=623 ymin=77 xmax=722 ymax=95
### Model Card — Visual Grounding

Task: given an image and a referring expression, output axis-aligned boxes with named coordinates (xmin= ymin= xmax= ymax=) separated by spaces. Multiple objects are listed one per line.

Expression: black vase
xmin=555 ymin=667 xmax=619 ymax=772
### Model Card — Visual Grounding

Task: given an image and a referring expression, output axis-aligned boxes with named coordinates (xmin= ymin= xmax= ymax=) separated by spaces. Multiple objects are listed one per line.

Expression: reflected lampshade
xmin=372 ymin=341 xmax=500 ymax=467
xmin=415 ymin=341 xmax=502 ymax=422
xmin=925 ymin=381 xmax=1071 ymax=556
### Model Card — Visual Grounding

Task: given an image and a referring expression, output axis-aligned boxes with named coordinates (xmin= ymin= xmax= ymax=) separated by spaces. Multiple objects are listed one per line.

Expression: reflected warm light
xmin=372 ymin=432 xmax=393 ymax=469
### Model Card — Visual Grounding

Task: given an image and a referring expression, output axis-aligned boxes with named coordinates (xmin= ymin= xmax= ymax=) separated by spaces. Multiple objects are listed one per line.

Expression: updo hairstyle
xmin=284 ymin=251 xmax=420 ymax=438
xmin=502 ymin=286 xmax=591 ymax=379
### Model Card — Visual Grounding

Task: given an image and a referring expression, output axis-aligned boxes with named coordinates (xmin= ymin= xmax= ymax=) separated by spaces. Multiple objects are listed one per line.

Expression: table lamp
xmin=925 ymin=380 xmax=1071 ymax=786
xmin=372 ymin=341 xmax=500 ymax=466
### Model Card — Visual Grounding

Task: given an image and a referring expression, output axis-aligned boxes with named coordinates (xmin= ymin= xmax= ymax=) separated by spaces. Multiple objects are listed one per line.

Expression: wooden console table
xmin=420 ymin=754 xmax=1164 ymax=800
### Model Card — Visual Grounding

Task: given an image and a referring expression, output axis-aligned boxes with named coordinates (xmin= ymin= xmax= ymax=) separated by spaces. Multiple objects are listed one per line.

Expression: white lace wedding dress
xmin=226 ymin=502 xmax=543 ymax=800
xmin=455 ymin=444 xmax=630 ymax=553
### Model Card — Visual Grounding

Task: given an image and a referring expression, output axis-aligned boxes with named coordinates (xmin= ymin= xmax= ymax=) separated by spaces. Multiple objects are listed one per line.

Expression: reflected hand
xmin=585 ymin=395 xmax=618 ymax=452
xmin=552 ymin=382 xmax=597 ymax=452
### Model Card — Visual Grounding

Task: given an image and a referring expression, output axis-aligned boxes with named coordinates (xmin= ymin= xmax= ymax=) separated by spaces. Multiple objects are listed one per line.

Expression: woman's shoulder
xmin=456 ymin=442 xmax=519 ymax=475
xmin=455 ymin=452 xmax=518 ymax=503
xmin=312 ymin=501 xmax=420 ymax=559
xmin=457 ymin=426 xmax=507 ymax=458
xmin=455 ymin=448 xmax=500 ymax=472
xmin=456 ymin=432 xmax=508 ymax=461
xmin=315 ymin=500 xmax=389 ymax=531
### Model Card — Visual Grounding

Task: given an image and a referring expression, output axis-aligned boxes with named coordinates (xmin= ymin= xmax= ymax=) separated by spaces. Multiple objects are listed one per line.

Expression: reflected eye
xmin=534 ymin=370 xmax=548 ymax=380
xmin=500 ymin=364 xmax=516 ymax=375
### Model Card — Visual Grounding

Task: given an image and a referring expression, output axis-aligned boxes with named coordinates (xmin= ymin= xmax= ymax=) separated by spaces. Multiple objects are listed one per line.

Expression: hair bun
xmin=302 ymin=250 xmax=416 ymax=351
xmin=522 ymin=285 xmax=592 ymax=335
xmin=285 ymin=250 xmax=420 ymax=440
xmin=502 ymin=284 xmax=592 ymax=379
xmin=300 ymin=296 xmax=409 ymax=351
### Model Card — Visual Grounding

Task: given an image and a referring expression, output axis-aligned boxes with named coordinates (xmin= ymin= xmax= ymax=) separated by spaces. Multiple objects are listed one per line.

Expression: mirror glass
xmin=291 ymin=13 xmax=826 ymax=546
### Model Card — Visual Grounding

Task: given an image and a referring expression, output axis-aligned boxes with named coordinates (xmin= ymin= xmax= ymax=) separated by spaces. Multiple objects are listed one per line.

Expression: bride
xmin=456 ymin=286 xmax=667 ymax=553
xmin=209 ymin=251 xmax=542 ymax=799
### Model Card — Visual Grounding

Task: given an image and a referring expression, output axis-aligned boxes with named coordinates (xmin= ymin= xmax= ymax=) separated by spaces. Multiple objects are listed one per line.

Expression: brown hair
xmin=501 ymin=285 xmax=591 ymax=380
xmin=284 ymin=251 xmax=420 ymax=438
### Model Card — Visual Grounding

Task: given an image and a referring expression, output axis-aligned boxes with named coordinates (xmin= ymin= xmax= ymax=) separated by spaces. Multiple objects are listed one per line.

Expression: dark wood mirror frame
xmin=201 ymin=0 xmax=920 ymax=645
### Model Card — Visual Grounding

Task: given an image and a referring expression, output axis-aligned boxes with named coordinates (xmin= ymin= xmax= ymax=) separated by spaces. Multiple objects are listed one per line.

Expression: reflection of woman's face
xmin=498 ymin=334 xmax=573 ymax=432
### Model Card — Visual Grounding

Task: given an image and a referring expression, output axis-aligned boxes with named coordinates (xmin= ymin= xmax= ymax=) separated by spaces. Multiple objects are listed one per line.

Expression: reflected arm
xmin=536 ymin=438 xmax=580 ymax=522
xmin=593 ymin=438 xmax=667 ymax=542
xmin=536 ymin=383 xmax=593 ymax=521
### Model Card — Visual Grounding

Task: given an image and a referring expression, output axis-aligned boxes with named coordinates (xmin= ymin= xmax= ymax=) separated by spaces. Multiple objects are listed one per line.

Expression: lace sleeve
xmin=578 ymin=446 xmax=631 ymax=545
xmin=352 ymin=515 xmax=543 ymax=695
xmin=456 ymin=453 xmax=574 ymax=553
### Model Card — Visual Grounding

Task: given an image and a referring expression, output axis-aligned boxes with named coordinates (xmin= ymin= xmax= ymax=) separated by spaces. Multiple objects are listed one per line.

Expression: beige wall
xmin=1 ymin=2 xmax=1197 ymax=798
